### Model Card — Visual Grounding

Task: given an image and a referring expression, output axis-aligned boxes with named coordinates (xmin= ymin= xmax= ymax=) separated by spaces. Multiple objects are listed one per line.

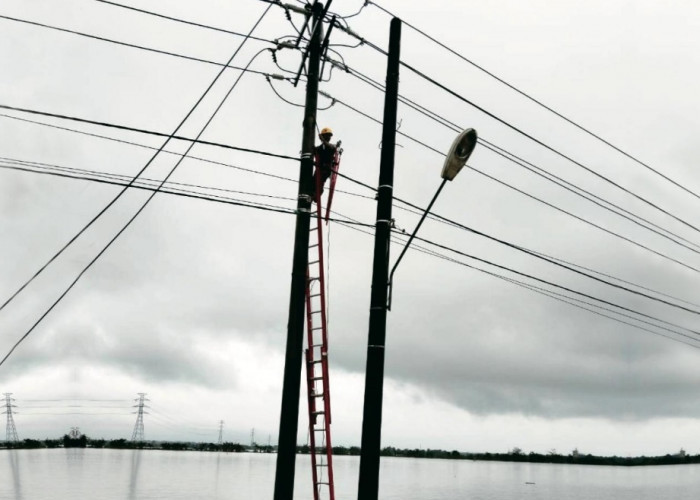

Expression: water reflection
xmin=128 ymin=450 xmax=142 ymax=500
xmin=8 ymin=449 xmax=23 ymax=500
xmin=214 ymin=452 xmax=222 ymax=496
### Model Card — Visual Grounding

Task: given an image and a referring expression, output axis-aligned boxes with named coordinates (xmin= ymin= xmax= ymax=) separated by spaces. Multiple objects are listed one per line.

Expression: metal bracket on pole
xmin=387 ymin=178 xmax=447 ymax=310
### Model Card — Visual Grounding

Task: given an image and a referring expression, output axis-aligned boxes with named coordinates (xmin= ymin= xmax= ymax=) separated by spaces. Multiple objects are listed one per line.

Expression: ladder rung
xmin=309 ymin=260 xmax=319 ymax=265
xmin=312 ymin=410 xmax=325 ymax=416
xmin=310 ymin=359 xmax=323 ymax=364
xmin=311 ymin=310 xmax=322 ymax=315
xmin=312 ymin=376 xmax=323 ymax=381
xmin=312 ymin=393 xmax=324 ymax=398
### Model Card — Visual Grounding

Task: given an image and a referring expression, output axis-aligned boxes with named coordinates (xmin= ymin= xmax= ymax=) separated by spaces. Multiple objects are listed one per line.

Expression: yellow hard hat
xmin=320 ymin=127 xmax=333 ymax=135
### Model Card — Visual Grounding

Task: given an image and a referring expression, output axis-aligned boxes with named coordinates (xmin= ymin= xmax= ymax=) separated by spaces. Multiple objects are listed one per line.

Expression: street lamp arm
xmin=387 ymin=177 xmax=448 ymax=310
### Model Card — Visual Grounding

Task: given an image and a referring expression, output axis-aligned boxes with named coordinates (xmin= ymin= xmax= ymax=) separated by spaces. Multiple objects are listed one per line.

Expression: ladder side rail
xmin=304 ymin=272 xmax=319 ymax=421
xmin=315 ymin=193 xmax=336 ymax=500
xmin=304 ymin=348 xmax=321 ymax=500
xmin=313 ymin=197 xmax=332 ymax=424
xmin=304 ymin=268 xmax=321 ymax=500
xmin=321 ymin=382 xmax=336 ymax=500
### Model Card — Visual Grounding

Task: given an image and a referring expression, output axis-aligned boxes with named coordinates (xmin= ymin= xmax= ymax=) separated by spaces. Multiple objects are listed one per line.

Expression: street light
xmin=387 ymin=128 xmax=478 ymax=309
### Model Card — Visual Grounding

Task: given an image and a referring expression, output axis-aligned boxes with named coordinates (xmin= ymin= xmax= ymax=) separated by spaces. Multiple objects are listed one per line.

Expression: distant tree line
xmin=3 ymin=438 xmax=699 ymax=466
xmin=300 ymin=445 xmax=700 ymax=466
xmin=1 ymin=437 xmax=263 ymax=453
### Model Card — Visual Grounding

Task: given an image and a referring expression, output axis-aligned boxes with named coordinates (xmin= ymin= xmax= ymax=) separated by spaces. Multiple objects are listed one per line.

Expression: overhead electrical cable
xmin=366 ymin=0 xmax=700 ymax=203
xmin=0 ymin=15 xmax=279 ymax=73
xmin=93 ymin=0 xmax=272 ymax=43
xmin=404 ymin=231 xmax=700 ymax=338
xmin=331 ymin=218 xmax=700 ymax=347
xmin=327 ymin=93 xmax=700 ymax=275
xmin=0 ymin=113 xmax=370 ymax=200
xmin=8 ymin=156 xmax=696 ymax=347
xmin=337 ymin=29 xmax=700 ymax=237
xmin=339 ymin=63 xmax=700 ymax=253
xmin=0 ymin=158 xmax=297 ymax=203
xmin=0 ymin=162 xmax=372 ymax=235
xmin=87 ymin=0 xmax=697 ymax=245
xmin=332 ymin=170 xmax=700 ymax=310
xmin=406 ymin=240 xmax=700 ymax=348
xmin=0 ymin=4 xmax=274 ymax=368
xmin=0 ymin=104 xmax=297 ymax=161
xmin=84 ymin=0 xmax=700 ymax=209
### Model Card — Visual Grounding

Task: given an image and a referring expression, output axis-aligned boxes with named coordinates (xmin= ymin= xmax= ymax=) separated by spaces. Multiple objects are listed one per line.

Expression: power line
xmin=339 ymin=28 xmax=700 ymax=237
xmin=0 ymin=15 xmax=280 ymax=74
xmin=0 ymin=5 xmax=274 ymax=368
xmin=340 ymin=63 xmax=700 ymax=253
xmin=0 ymin=104 xmax=298 ymax=161
xmin=0 ymin=112 xmax=370 ymax=200
xmin=333 ymin=171 xmax=700 ymax=311
xmin=366 ymin=0 xmax=700 ymax=204
xmin=14 ymin=153 xmax=696 ymax=328
xmin=93 ymin=0 xmax=273 ymax=43
xmin=326 ymin=92 xmax=700 ymax=275
xmin=10 ymin=153 xmax=696 ymax=348
xmin=404 ymin=231 xmax=700 ymax=339
xmin=0 ymin=161 xmax=298 ymax=213
xmin=408 ymin=237 xmax=700 ymax=348
xmin=332 ymin=218 xmax=700 ymax=347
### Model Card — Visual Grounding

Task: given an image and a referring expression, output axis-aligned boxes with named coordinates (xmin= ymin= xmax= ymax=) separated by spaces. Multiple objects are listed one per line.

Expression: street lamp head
xmin=441 ymin=128 xmax=478 ymax=181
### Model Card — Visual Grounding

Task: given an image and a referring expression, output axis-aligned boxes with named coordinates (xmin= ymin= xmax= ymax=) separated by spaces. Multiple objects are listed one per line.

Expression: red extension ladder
xmin=304 ymin=144 xmax=341 ymax=500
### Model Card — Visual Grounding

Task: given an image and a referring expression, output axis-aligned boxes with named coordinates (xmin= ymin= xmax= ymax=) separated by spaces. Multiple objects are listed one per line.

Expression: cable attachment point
xmin=276 ymin=40 xmax=297 ymax=50
xmin=298 ymin=194 xmax=313 ymax=205
xmin=324 ymin=57 xmax=349 ymax=73
xmin=283 ymin=2 xmax=308 ymax=14
xmin=334 ymin=22 xmax=364 ymax=43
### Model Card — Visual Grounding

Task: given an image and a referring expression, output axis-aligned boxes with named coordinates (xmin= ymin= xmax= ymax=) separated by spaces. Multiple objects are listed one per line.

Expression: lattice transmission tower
xmin=217 ymin=420 xmax=224 ymax=445
xmin=131 ymin=393 xmax=149 ymax=442
xmin=3 ymin=393 xmax=18 ymax=443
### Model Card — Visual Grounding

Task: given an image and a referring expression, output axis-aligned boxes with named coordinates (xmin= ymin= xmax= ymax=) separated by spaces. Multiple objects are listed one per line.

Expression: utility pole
xmin=274 ymin=2 xmax=325 ymax=499
xmin=3 ymin=393 xmax=19 ymax=443
xmin=357 ymin=17 xmax=402 ymax=500
xmin=218 ymin=420 xmax=224 ymax=446
xmin=131 ymin=393 xmax=149 ymax=442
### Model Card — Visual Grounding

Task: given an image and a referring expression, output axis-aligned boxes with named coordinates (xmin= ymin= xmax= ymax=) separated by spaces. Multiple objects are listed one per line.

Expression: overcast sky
xmin=1 ymin=0 xmax=700 ymax=458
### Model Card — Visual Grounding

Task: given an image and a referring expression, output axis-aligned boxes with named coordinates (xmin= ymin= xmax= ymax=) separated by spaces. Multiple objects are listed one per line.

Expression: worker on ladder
xmin=312 ymin=126 xmax=339 ymax=202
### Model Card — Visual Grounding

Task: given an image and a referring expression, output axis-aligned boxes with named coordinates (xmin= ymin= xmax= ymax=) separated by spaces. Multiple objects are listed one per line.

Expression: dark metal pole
xmin=274 ymin=3 xmax=324 ymax=499
xmin=357 ymin=17 xmax=402 ymax=500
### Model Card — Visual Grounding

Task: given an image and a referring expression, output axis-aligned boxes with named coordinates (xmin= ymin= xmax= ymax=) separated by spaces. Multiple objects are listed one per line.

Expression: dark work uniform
xmin=313 ymin=142 xmax=337 ymax=197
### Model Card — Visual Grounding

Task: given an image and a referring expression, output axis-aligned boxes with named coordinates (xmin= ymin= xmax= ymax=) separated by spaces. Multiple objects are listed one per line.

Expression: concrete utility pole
xmin=131 ymin=393 xmax=148 ymax=442
xmin=3 ymin=393 xmax=19 ymax=442
xmin=357 ymin=17 xmax=402 ymax=500
xmin=274 ymin=2 xmax=325 ymax=499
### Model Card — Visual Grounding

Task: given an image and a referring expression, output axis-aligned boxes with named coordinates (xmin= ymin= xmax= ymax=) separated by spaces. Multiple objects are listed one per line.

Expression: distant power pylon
xmin=69 ymin=427 xmax=81 ymax=439
xmin=3 ymin=393 xmax=18 ymax=442
xmin=217 ymin=420 xmax=224 ymax=445
xmin=131 ymin=393 xmax=149 ymax=442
